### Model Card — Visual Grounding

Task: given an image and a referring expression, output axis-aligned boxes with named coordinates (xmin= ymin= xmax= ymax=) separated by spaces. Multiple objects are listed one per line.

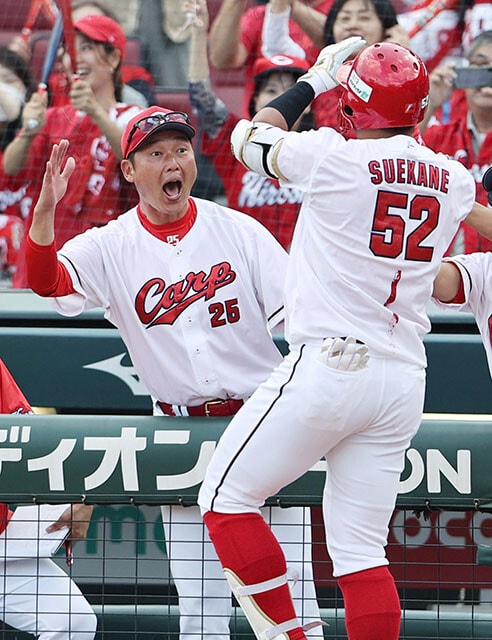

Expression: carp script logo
xmin=135 ymin=262 xmax=236 ymax=327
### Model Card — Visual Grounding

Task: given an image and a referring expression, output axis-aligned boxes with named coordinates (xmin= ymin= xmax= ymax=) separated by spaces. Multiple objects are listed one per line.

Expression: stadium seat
xmin=124 ymin=36 xmax=145 ymax=68
xmin=0 ymin=30 xmax=25 ymax=48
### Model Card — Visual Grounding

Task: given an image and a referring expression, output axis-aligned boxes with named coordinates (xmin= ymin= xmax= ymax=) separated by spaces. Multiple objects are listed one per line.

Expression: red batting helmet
xmin=336 ymin=42 xmax=429 ymax=131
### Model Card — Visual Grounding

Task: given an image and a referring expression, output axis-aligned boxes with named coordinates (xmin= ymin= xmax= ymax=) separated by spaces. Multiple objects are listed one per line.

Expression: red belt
xmin=157 ymin=398 xmax=244 ymax=417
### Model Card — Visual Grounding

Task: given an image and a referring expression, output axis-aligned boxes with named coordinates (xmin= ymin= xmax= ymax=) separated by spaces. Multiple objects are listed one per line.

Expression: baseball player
xmin=2 ymin=14 xmax=143 ymax=288
xmin=24 ymin=108 xmax=321 ymax=640
xmin=0 ymin=358 xmax=96 ymax=640
xmin=433 ymin=251 xmax=492 ymax=377
xmin=432 ymin=169 xmax=492 ymax=377
xmin=197 ymin=38 xmax=492 ymax=640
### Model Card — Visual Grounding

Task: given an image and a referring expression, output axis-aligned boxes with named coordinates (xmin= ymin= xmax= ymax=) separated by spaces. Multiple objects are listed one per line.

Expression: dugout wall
xmin=0 ymin=291 xmax=492 ymax=639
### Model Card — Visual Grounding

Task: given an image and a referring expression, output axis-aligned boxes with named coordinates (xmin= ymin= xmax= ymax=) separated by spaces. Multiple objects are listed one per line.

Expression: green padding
xmin=477 ymin=544 xmax=492 ymax=566
xmin=2 ymin=604 xmax=492 ymax=639
xmin=1 ymin=414 xmax=492 ymax=509
xmin=77 ymin=606 xmax=492 ymax=639
xmin=0 ymin=328 xmax=490 ymax=413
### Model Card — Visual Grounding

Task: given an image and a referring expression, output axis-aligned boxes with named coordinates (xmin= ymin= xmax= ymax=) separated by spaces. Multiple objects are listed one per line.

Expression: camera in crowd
xmin=453 ymin=66 xmax=492 ymax=89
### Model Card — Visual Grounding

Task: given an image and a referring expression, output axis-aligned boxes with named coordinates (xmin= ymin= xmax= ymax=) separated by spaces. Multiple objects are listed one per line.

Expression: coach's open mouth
xmin=163 ymin=180 xmax=182 ymax=199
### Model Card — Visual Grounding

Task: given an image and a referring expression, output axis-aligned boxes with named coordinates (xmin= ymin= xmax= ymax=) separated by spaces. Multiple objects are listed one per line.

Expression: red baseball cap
xmin=252 ymin=54 xmax=310 ymax=82
xmin=74 ymin=15 xmax=127 ymax=58
xmin=122 ymin=106 xmax=196 ymax=159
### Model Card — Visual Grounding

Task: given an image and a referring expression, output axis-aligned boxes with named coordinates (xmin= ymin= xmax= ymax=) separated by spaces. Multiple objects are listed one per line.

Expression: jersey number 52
xmin=369 ymin=190 xmax=440 ymax=262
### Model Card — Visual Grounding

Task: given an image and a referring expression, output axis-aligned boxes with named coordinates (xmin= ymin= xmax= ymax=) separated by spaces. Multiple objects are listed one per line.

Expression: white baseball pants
xmin=199 ymin=343 xmax=426 ymax=577
xmin=0 ymin=557 xmax=97 ymax=639
xmin=161 ymin=504 xmax=322 ymax=640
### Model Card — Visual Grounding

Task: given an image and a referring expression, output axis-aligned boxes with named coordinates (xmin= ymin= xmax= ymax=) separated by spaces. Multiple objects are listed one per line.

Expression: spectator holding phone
xmin=423 ymin=30 xmax=492 ymax=254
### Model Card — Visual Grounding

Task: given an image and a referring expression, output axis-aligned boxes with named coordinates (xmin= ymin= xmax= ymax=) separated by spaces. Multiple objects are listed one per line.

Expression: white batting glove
xmin=297 ymin=36 xmax=366 ymax=98
xmin=317 ymin=336 xmax=369 ymax=372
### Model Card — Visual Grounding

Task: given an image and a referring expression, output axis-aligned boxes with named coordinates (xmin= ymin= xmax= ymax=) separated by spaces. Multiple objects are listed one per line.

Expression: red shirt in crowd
xmin=202 ymin=113 xmax=303 ymax=250
xmin=12 ymin=102 xmax=142 ymax=287
xmin=424 ymin=111 xmax=492 ymax=253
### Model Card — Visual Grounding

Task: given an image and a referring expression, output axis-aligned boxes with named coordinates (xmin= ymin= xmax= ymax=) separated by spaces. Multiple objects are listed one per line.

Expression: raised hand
xmin=29 ymin=139 xmax=75 ymax=246
xmin=181 ymin=0 xmax=204 ymax=33
xmin=38 ymin=139 xmax=76 ymax=211
xmin=69 ymin=77 xmax=98 ymax=116
xmin=297 ymin=36 xmax=366 ymax=97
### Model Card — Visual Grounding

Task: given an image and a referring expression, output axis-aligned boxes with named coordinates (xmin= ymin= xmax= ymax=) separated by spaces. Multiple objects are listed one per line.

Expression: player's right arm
xmin=29 ymin=140 xmax=75 ymax=246
xmin=231 ymin=37 xmax=365 ymax=178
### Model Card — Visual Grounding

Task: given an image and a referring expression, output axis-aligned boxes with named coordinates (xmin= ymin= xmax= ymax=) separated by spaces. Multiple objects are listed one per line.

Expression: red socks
xmin=204 ymin=512 xmax=400 ymax=640
xmin=338 ymin=566 xmax=401 ymax=640
xmin=204 ymin=511 xmax=306 ymax=640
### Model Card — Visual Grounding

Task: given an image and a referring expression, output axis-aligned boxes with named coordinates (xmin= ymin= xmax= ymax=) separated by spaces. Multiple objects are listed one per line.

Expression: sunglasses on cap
xmin=126 ymin=111 xmax=193 ymax=146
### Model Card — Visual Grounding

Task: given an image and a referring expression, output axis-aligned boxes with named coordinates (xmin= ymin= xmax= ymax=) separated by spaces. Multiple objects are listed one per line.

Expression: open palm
xmin=37 ymin=140 xmax=76 ymax=212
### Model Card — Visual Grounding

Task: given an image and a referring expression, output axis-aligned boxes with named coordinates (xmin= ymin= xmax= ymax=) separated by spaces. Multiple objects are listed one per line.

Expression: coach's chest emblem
xmin=135 ymin=262 xmax=236 ymax=327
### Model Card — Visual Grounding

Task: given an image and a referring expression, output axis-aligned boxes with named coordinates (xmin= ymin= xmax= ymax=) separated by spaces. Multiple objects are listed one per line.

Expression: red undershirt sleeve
xmin=26 ymin=235 xmax=76 ymax=297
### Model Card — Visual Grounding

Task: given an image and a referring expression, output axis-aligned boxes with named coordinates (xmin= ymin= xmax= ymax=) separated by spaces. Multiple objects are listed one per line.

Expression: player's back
xmin=281 ymin=130 xmax=476 ymax=366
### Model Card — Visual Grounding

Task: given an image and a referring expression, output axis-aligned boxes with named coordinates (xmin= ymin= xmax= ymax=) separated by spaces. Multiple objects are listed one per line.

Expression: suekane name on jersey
xmin=369 ymin=159 xmax=450 ymax=193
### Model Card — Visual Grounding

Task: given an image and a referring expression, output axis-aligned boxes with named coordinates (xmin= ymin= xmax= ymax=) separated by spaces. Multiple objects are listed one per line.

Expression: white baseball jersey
xmin=51 ymin=198 xmax=287 ymax=406
xmin=433 ymin=252 xmax=492 ymax=377
xmin=49 ymin=197 xmax=322 ymax=640
xmin=274 ymin=128 xmax=476 ymax=367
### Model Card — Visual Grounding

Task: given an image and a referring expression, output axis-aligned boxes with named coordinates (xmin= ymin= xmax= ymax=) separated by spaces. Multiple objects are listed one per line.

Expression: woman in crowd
xmin=188 ymin=0 xmax=313 ymax=250
xmin=0 ymin=47 xmax=32 ymax=285
xmin=2 ymin=14 xmax=143 ymax=288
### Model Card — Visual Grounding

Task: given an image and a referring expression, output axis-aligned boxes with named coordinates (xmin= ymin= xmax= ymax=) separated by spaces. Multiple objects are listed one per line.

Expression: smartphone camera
xmin=453 ymin=67 xmax=492 ymax=89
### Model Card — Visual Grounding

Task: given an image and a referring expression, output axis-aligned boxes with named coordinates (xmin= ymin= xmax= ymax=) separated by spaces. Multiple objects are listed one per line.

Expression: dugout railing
xmin=1 ymin=414 xmax=492 ymax=638
xmin=1 ymin=290 xmax=492 ymax=638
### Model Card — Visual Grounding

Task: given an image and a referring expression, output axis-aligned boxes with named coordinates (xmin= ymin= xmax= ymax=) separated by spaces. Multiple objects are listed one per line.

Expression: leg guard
xmin=225 ymin=569 xmax=298 ymax=640
xmin=225 ymin=569 xmax=324 ymax=640
xmin=204 ymin=511 xmax=319 ymax=640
